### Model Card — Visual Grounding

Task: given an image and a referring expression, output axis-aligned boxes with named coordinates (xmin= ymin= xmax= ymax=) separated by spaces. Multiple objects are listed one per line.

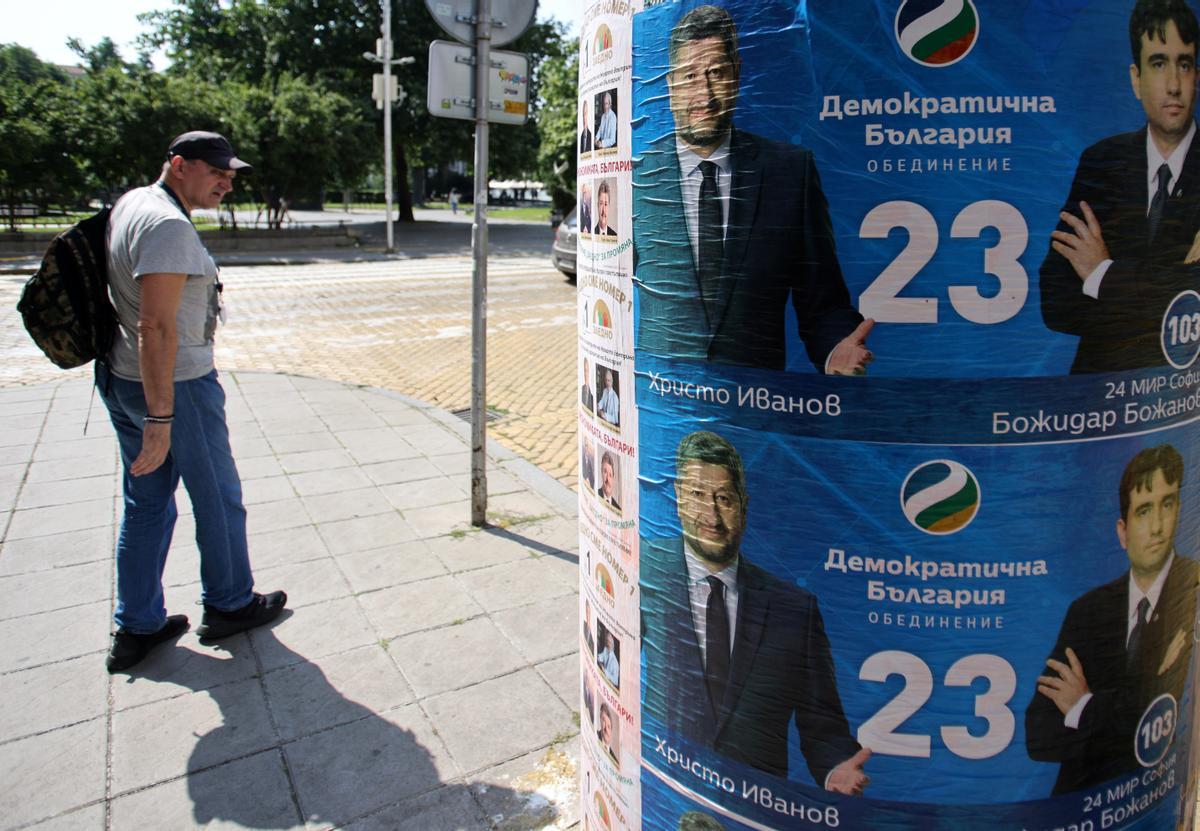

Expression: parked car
xmin=551 ymin=208 xmax=577 ymax=278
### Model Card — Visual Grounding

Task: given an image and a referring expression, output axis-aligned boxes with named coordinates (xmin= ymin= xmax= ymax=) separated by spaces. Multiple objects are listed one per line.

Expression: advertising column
xmin=632 ymin=1 xmax=1200 ymax=829
xmin=579 ymin=2 xmax=642 ymax=830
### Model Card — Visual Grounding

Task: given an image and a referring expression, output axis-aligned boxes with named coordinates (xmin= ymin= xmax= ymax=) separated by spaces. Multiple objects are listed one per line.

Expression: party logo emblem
xmin=895 ymin=0 xmax=979 ymax=67
xmin=901 ymin=459 xmax=980 ymax=534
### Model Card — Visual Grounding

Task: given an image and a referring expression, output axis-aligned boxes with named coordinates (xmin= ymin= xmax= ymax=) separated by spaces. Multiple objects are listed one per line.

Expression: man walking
xmin=99 ymin=131 xmax=286 ymax=673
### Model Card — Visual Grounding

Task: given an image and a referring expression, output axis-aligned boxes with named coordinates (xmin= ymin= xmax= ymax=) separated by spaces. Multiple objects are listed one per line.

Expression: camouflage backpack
xmin=17 ymin=209 xmax=117 ymax=369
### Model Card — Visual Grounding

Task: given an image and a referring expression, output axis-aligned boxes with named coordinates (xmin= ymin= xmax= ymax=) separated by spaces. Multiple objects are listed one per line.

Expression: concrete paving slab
xmin=232 ymin=454 xmax=285 ymax=481
xmin=0 ymin=560 xmax=110 ymax=620
xmin=357 ymin=575 xmax=483 ymax=640
xmin=22 ymin=456 xmax=116 ymax=485
xmin=0 ymin=526 xmax=114 ymax=575
xmin=0 ymin=428 xmax=45 ymax=453
xmin=340 ymin=785 xmax=490 ymax=831
xmin=242 ymin=474 xmax=298 ymax=506
xmin=246 ymin=497 xmax=314 ymax=535
xmin=257 ymin=416 xmax=328 ymax=437
xmin=300 ymin=486 xmax=394 ymax=523
xmin=246 ymin=524 xmax=330 ymax=569
xmin=250 ymin=599 xmax=376 ymax=673
xmin=277 ymin=448 xmax=356 ymax=475
xmin=229 ymin=434 xmax=273 ymax=460
xmin=402 ymin=500 xmax=474 ymax=539
xmin=0 ymin=718 xmax=107 ymax=828
xmin=14 ymin=475 xmax=116 ymax=511
xmin=0 ymin=463 xmax=26 ymax=491
xmin=536 ymin=653 xmax=582 ymax=712
xmin=289 ymin=466 xmax=376 ymax=498
xmin=110 ymin=677 xmax=276 ymax=794
xmin=492 ymin=593 xmax=579 ymax=665
xmin=317 ymin=511 xmax=415 ymax=556
xmin=335 ymin=428 xmax=423 ymax=464
xmin=428 ymin=452 xmax=470 ymax=476
xmin=254 ymin=557 xmax=352 ymax=609
xmin=285 ymin=703 xmax=458 ymax=827
xmin=378 ymin=477 xmax=467 ymax=512
xmin=0 ymin=600 xmax=110 ymax=673
xmin=29 ymin=435 xmax=114 ymax=463
xmin=263 ymin=644 xmax=413 ymax=742
xmin=424 ymin=668 xmax=575 ymax=774
xmin=110 ymin=638 xmax=259 ymax=711
xmin=319 ymin=409 xmax=388 ymax=431
xmin=389 ymin=617 xmax=527 ymax=698
xmin=0 ymin=654 xmax=107 ymax=743
xmin=25 ymin=803 xmax=106 ymax=831
xmin=339 ymin=540 xmax=446 ymax=594
xmin=424 ymin=528 xmax=541 ymax=573
xmin=108 ymin=749 xmax=302 ymax=830
xmin=467 ymin=741 xmax=582 ymax=831
xmin=5 ymin=497 xmax=113 ymax=540
xmin=458 ymin=558 xmax=576 ymax=614
xmin=361 ymin=457 xmax=444 ymax=487
xmin=267 ymin=429 xmax=344 ymax=455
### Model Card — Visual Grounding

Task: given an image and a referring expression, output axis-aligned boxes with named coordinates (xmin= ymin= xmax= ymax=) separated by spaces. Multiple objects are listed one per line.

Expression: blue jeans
xmin=97 ymin=364 xmax=254 ymax=634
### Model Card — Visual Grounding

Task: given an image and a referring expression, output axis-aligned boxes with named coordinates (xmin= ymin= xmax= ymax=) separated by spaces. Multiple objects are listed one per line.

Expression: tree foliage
xmin=0 ymin=1 xmax=573 ymax=221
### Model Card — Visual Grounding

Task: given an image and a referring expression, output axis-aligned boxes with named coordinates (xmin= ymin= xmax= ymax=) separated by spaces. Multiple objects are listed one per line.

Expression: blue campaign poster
xmin=631 ymin=0 xmax=1200 ymax=827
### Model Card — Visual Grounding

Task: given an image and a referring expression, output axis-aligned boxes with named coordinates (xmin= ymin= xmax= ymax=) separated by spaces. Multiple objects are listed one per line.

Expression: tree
xmin=219 ymin=75 xmax=368 ymax=226
xmin=534 ymin=48 xmax=578 ymax=215
xmin=0 ymin=45 xmax=85 ymax=227
xmin=142 ymin=0 xmax=572 ymax=219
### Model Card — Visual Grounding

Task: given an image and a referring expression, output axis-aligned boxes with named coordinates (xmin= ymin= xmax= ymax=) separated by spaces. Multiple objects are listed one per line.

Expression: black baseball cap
xmin=167 ymin=131 xmax=251 ymax=171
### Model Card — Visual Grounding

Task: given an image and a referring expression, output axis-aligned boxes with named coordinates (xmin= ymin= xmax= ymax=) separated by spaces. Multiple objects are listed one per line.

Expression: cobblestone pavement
xmin=0 ymin=253 xmax=580 ymax=488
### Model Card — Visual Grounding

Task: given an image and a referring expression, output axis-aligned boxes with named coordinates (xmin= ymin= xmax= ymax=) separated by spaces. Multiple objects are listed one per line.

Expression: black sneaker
xmin=196 ymin=591 xmax=287 ymax=641
xmin=106 ymin=614 xmax=189 ymax=674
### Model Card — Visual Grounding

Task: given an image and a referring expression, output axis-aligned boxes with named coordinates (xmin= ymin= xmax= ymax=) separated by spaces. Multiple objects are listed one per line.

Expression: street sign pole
xmin=382 ymin=0 xmax=395 ymax=253
xmin=470 ymin=0 xmax=492 ymax=526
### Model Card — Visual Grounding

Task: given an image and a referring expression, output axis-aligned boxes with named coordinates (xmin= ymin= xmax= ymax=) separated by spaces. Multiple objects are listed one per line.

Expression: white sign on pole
xmin=426 ymin=40 xmax=529 ymax=125
xmin=423 ymin=0 xmax=536 ymax=47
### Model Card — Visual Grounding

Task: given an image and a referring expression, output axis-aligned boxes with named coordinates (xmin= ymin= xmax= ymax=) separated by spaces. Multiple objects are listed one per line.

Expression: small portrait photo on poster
xmin=579 ymin=97 xmax=594 ymax=157
xmin=594 ymin=88 xmax=619 ymax=152
xmin=581 ymin=356 xmax=596 ymax=414
xmin=579 ymin=182 xmax=593 ymax=240
xmin=583 ymin=598 xmax=596 ymax=654
xmin=593 ymin=177 xmax=618 ymax=238
xmin=594 ymin=363 xmax=621 ymax=429
xmin=597 ymin=700 xmax=621 ymax=767
xmin=596 ymin=619 xmax=621 ymax=691
xmin=597 ymin=449 xmax=622 ymax=513
xmin=581 ymin=437 xmax=596 ymax=491
xmin=583 ymin=671 xmax=596 ymax=725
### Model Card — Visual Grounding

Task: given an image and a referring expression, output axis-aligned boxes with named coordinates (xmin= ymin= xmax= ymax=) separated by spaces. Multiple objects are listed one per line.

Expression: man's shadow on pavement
xmin=125 ymin=622 xmax=560 ymax=829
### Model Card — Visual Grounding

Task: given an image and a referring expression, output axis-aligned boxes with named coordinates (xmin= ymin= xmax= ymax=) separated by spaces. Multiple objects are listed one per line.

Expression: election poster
xmin=579 ymin=2 xmax=642 ymax=830
xmin=628 ymin=0 xmax=1200 ymax=829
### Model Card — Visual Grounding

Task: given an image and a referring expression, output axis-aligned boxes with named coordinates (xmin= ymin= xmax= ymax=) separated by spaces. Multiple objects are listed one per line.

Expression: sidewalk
xmin=0 ymin=371 xmax=582 ymax=830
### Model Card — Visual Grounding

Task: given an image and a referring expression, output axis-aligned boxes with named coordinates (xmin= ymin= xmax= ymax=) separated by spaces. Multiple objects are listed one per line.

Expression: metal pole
xmin=382 ymin=0 xmax=395 ymax=253
xmin=470 ymin=0 xmax=492 ymax=526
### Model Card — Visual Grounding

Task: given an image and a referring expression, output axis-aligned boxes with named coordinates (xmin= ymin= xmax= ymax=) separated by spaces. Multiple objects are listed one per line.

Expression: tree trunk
xmin=395 ymin=140 xmax=415 ymax=223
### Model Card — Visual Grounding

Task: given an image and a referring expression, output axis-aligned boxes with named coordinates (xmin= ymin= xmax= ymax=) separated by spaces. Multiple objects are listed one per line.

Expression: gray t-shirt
xmin=106 ymin=184 xmax=220 ymax=382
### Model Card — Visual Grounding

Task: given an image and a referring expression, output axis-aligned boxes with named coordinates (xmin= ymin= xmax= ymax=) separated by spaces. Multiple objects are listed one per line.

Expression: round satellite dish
xmin=424 ymin=0 xmax=538 ymax=47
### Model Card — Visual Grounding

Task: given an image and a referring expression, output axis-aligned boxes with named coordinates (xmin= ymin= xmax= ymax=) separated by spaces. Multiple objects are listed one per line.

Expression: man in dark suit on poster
xmin=641 ymin=430 xmax=871 ymax=792
xmin=1026 ymin=444 xmax=1197 ymax=794
xmin=1040 ymin=0 xmax=1200 ymax=373
xmin=633 ymin=5 xmax=874 ymax=374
